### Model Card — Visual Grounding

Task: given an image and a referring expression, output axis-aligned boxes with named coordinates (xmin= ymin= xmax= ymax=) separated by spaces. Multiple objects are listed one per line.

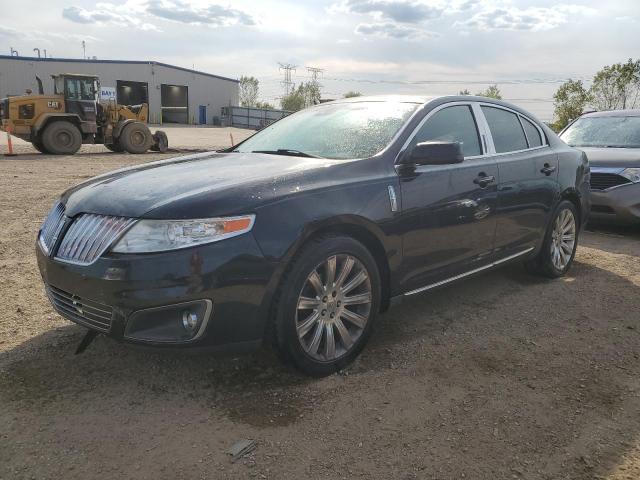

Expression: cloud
xmin=62 ymin=4 xmax=159 ymax=30
xmin=62 ymin=1 xmax=255 ymax=30
xmin=355 ymin=22 xmax=438 ymax=39
xmin=456 ymin=4 xmax=596 ymax=32
xmin=342 ymin=0 xmax=443 ymax=23
xmin=146 ymin=0 xmax=255 ymax=26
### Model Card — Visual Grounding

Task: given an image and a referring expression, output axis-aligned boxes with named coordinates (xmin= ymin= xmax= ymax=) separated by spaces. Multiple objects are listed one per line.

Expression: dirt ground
xmin=1 ymin=133 xmax=639 ymax=480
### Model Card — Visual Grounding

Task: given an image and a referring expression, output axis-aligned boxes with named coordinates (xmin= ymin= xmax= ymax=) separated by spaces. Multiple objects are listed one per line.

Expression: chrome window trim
xmin=396 ymin=100 xmax=551 ymax=164
xmin=403 ymin=247 xmax=534 ymax=296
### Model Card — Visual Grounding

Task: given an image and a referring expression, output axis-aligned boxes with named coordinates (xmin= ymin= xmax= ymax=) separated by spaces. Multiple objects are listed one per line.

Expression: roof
xmin=0 ymin=55 xmax=239 ymax=83
xmin=581 ymin=109 xmax=640 ymax=118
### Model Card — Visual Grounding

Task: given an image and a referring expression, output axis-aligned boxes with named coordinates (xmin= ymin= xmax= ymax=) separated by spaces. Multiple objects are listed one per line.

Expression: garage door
xmin=161 ymin=84 xmax=188 ymax=124
xmin=116 ymin=80 xmax=148 ymax=106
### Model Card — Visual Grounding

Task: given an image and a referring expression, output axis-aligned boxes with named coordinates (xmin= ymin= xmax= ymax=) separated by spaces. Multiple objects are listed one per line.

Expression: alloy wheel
xmin=550 ymin=208 xmax=576 ymax=271
xmin=296 ymin=254 xmax=372 ymax=361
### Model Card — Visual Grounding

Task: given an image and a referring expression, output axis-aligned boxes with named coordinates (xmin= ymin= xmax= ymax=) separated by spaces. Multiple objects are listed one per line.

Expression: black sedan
xmin=36 ymin=95 xmax=590 ymax=376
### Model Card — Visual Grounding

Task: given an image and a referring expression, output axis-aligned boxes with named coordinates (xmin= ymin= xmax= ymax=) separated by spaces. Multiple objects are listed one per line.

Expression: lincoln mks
xmin=37 ymin=95 xmax=590 ymax=376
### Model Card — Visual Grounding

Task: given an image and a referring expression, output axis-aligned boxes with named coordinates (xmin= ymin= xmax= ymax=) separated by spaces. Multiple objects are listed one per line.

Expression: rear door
xmin=396 ymin=102 xmax=499 ymax=294
xmin=479 ymin=105 xmax=559 ymax=257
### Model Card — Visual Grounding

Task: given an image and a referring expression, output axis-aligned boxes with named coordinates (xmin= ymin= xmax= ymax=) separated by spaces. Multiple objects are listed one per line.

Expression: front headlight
xmin=111 ymin=215 xmax=255 ymax=253
xmin=620 ymin=168 xmax=640 ymax=183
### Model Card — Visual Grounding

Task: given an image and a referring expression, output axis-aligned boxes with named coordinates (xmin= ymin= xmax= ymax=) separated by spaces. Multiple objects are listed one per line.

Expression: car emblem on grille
xmin=71 ymin=296 xmax=84 ymax=315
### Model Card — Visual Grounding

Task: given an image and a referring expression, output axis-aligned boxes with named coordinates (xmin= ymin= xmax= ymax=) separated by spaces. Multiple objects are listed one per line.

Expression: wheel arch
xmin=33 ymin=113 xmax=82 ymax=137
xmin=559 ymin=187 xmax=583 ymax=227
xmin=259 ymin=215 xmax=393 ymax=343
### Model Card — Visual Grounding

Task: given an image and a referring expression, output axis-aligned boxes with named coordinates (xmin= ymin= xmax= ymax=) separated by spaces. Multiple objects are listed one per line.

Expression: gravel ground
xmin=1 ymin=134 xmax=639 ymax=480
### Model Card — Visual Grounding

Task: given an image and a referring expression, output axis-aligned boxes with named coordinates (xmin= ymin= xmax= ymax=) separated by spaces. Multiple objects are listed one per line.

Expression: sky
xmin=2 ymin=0 xmax=639 ymax=120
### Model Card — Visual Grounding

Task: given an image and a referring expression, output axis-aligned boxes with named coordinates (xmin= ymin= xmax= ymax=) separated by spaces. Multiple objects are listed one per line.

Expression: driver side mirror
xmin=404 ymin=141 xmax=464 ymax=166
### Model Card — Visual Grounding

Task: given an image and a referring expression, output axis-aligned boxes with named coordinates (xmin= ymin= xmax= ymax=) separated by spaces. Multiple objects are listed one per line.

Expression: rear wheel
xmin=41 ymin=121 xmax=82 ymax=155
xmin=273 ymin=235 xmax=380 ymax=376
xmin=525 ymin=200 xmax=579 ymax=278
xmin=119 ymin=122 xmax=152 ymax=154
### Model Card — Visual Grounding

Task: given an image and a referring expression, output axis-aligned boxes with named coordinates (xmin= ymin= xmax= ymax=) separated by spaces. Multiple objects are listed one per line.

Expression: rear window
xmin=521 ymin=117 xmax=543 ymax=148
xmin=482 ymin=106 xmax=528 ymax=153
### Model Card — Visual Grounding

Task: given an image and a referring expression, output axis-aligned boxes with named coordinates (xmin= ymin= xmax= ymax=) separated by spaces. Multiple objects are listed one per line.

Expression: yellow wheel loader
xmin=0 ymin=74 xmax=168 ymax=155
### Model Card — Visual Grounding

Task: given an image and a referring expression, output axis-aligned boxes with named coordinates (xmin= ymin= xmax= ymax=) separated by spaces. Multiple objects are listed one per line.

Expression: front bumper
xmin=36 ymin=233 xmax=277 ymax=350
xmin=589 ymin=182 xmax=640 ymax=224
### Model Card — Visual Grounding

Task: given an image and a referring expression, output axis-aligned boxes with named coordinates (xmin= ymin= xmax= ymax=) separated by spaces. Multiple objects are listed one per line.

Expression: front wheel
xmin=525 ymin=200 xmax=579 ymax=278
xmin=119 ymin=122 xmax=152 ymax=154
xmin=273 ymin=236 xmax=381 ymax=376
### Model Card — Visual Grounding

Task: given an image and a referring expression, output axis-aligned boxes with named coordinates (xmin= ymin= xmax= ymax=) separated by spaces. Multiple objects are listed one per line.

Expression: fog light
xmin=125 ymin=299 xmax=212 ymax=343
xmin=182 ymin=310 xmax=199 ymax=331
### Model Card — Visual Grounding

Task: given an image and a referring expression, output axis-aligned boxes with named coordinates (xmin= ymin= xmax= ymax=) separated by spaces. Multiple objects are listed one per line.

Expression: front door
xmin=64 ymin=76 xmax=97 ymax=123
xmin=397 ymin=103 xmax=499 ymax=294
xmin=199 ymin=105 xmax=207 ymax=125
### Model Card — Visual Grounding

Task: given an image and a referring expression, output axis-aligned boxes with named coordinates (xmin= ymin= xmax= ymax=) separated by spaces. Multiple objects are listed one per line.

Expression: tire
xmin=150 ymin=131 xmax=169 ymax=153
xmin=41 ymin=121 xmax=82 ymax=155
xmin=273 ymin=235 xmax=381 ymax=377
xmin=105 ymin=141 xmax=124 ymax=153
xmin=32 ymin=136 xmax=49 ymax=154
xmin=119 ymin=122 xmax=152 ymax=154
xmin=525 ymin=200 xmax=579 ymax=278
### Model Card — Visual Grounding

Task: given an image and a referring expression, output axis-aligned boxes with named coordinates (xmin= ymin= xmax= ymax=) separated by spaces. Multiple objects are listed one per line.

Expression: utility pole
xmin=33 ymin=48 xmax=41 ymax=58
xmin=278 ymin=63 xmax=296 ymax=97
xmin=81 ymin=40 xmax=86 ymax=59
xmin=43 ymin=49 xmax=47 ymax=58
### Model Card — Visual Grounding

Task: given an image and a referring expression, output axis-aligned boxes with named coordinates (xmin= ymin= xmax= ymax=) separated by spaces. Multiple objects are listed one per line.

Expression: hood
xmin=579 ymin=147 xmax=640 ymax=168
xmin=62 ymin=151 xmax=350 ymax=219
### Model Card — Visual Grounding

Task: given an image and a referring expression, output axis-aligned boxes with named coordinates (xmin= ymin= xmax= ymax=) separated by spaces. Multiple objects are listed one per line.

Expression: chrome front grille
xmin=46 ymin=286 xmax=113 ymax=332
xmin=39 ymin=202 xmax=66 ymax=254
xmin=590 ymin=172 xmax=632 ymax=191
xmin=55 ymin=214 xmax=136 ymax=265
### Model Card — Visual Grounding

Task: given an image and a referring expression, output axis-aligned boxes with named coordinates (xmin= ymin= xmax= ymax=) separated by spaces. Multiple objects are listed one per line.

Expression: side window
xmin=520 ymin=116 xmax=543 ymax=148
xmin=412 ymin=105 xmax=482 ymax=157
xmin=481 ymin=106 xmax=528 ymax=153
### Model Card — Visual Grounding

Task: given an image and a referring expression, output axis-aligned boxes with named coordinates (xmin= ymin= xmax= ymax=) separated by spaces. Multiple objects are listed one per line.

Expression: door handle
xmin=541 ymin=163 xmax=557 ymax=176
xmin=473 ymin=173 xmax=496 ymax=188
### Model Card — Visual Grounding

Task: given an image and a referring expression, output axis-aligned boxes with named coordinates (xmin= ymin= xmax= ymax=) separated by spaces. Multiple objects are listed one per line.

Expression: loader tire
xmin=41 ymin=121 xmax=82 ymax=155
xmin=119 ymin=122 xmax=152 ymax=154
xmin=150 ymin=130 xmax=169 ymax=153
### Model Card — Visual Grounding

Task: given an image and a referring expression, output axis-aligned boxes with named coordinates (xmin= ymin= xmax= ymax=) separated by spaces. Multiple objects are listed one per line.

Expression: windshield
xmin=234 ymin=101 xmax=419 ymax=159
xmin=561 ymin=116 xmax=640 ymax=148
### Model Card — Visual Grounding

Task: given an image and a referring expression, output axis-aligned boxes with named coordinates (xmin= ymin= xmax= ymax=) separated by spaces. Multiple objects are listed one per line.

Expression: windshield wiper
xmin=251 ymin=149 xmax=322 ymax=158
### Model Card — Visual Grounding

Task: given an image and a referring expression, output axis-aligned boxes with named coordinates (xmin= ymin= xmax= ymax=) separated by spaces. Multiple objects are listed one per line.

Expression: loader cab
xmin=53 ymin=74 xmax=98 ymax=123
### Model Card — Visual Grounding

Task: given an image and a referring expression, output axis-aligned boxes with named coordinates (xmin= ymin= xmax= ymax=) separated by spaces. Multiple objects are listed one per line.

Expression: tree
xmin=281 ymin=82 xmax=321 ymax=111
xmin=476 ymin=85 xmax=502 ymax=99
xmin=458 ymin=89 xmax=471 ymax=95
xmin=239 ymin=76 xmax=259 ymax=107
xmin=589 ymin=59 xmax=640 ymax=110
xmin=255 ymin=101 xmax=275 ymax=110
xmin=344 ymin=91 xmax=362 ymax=98
xmin=552 ymin=79 xmax=591 ymax=130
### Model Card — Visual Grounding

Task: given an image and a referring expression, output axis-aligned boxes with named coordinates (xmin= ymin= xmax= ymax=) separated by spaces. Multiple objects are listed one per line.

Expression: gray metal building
xmin=0 ymin=55 xmax=239 ymax=125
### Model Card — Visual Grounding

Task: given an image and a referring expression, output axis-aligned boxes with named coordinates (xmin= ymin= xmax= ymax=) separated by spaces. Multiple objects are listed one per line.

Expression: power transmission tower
xmin=306 ymin=66 xmax=324 ymax=87
xmin=278 ymin=63 xmax=297 ymax=96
